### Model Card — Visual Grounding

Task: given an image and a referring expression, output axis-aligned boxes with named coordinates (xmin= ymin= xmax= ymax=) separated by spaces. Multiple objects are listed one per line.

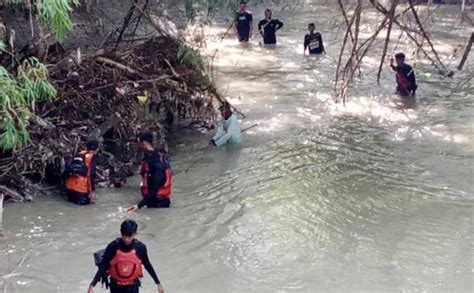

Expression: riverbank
xmin=0 ymin=35 xmax=222 ymax=201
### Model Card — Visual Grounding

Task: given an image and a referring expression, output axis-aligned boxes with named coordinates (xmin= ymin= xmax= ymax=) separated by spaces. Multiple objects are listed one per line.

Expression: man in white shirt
xmin=209 ymin=102 xmax=242 ymax=147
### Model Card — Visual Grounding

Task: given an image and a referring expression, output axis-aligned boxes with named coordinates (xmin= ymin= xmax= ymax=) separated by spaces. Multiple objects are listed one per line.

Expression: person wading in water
xmin=64 ymin=140 xmax=99 ymax=205
xmin=128 ymin=132 xmax=172 ymax=212
xmin=88 ymin=219 xmax=165 ymax=293
xmin=390 ymin=52 xmax=417 ymax=97
xmin=235 ymin=1 xmax=253 ymax=42
xmin=209 ymin=102 xmax=242 ymax=147
xmin=258 ymin=8 xmax=284 ymax=45
xmin=304 ymin=23 xmax=326 ymax=55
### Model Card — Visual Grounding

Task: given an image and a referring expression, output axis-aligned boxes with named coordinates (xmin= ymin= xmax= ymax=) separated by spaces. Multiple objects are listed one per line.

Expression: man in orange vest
xmin=64 ymin=140 xmax=99 ymax=205
xmin=128 ymin=132 xmax=172 ymax=212
xmin=88 ymin=219 xmax=165 ymax=293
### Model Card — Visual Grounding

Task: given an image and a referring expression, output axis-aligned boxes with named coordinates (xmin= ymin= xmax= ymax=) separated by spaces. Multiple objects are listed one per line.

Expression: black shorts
xmin=66 ymin=189 xmax=91 ymax=205
xmin=110 ymin=280 xmax=139 ymax=293
xmin=146 ymin=196 xmax=171 ymax=208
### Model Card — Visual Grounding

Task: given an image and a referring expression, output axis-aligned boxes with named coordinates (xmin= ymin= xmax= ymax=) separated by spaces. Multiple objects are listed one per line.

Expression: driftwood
xmin=0 ymin=186 xmax=24 ymax=202
xmin=458 ymin=32 xmax=473 ymax=70
xmin=95 ymin=56 xmax=139 ymax=75
xmin=1 ymin=36 xmax=222 ymax=195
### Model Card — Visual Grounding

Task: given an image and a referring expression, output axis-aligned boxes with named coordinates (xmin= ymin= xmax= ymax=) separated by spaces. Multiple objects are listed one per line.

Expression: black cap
xmin=120 ymin=219 xmax=138 ymax=236
xmin=86 ymin=140 xmax=99 ymax=151
xmin=137 ymin=132 xmax=153 ymax=144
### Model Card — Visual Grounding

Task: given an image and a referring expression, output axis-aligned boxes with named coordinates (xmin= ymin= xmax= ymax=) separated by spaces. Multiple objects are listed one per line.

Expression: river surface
xmin=1 ymin=4 xmax=473 ymax=293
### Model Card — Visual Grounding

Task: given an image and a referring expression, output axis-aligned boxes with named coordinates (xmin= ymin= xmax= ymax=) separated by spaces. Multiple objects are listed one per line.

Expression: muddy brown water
xmin=1 ymin=4 xmax=473 ymax=293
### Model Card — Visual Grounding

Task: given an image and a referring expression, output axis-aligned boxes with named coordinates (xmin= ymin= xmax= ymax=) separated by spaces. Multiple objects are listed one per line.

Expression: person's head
xmin=308 ymin=23 xmax=315 ymax=33
xmin=240 ymin=1 xmax=247 ymax=12
xmin=86 ymin=140 xmax=99 ymax=153
xmin=219 ymin=102 xmax=233 ymax=120
xmin=137 ymin=131 xmax=153 ymax=151
xmin=395 ymin=52 xmax=406 ymax=65
xmin=120 ymin=219 xmax=138 ymax=245
xmin=265 ymin=8 xmax=272 ymax=19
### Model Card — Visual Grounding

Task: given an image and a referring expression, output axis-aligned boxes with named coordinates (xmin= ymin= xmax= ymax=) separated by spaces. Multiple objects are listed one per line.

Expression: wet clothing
xmin=236 ymin=11 xmax=253 ymax=42
xmin=110 ymin=280 xmax=139 ymax=293
xmin=65 ymin=151 xmax=97 ymax=205
xmin=138 ymin=150 xmax=170 ymax=209
xmin=90 ymin=238 xmax=160 ymax=292
xmin=66 ymin=189 xmax=91 ymax=205
xmin=304 ymin=32 xmax=325 ymax=54
xmin=391 ymin=63 xmax=417 ymax=96
xmin=258 ymin=18 xmax=284 ymax=44
xmin=211 ymin=114 xmax=242 ymax=147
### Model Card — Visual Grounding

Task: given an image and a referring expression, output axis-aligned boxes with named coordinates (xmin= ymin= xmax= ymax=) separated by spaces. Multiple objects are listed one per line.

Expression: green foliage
xmin=0 ymin=58 xmax=57 ymax=151
xmin=177 ymin=44 xmax=205 ymax=70
xmin=6 ymin=0 xmax=79 ymax=41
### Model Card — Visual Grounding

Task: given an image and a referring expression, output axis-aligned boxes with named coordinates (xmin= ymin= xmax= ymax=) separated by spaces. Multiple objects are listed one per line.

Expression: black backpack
xmin=64 ymin=154 xmax=88 ymax=177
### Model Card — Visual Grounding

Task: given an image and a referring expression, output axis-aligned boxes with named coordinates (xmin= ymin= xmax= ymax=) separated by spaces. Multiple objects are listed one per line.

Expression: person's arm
xmin=137 ymin=243 xmax=164 ymax=293
xmin=258 ymin=20 xmax=263 ymax=36
xmin=89 ymin=155 xmax=97 ymax=191
xmin=137 ymin=168 xmax=166 ymax=209
xmin=304 ymin=36 xmax=308 ymax=55
xmin=139 ymin=244 xmax=161 ymax=284
xmin=319 ymin=34 xmax=326 ymax=54
xmin=90 ymin=242 xmax=116 ymax=287
xmin=276 ymin=19 xmax=283 ymax=30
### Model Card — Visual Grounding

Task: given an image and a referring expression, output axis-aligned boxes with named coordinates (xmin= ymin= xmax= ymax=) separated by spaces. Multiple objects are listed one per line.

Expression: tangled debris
xmin=0 ymin=36 xmax=222 ymax=199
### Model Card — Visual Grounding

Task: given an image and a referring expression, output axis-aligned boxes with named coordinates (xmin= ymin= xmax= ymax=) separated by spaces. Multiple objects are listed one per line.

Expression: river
xmin=1 ymin=4 xmax=473 ymax=293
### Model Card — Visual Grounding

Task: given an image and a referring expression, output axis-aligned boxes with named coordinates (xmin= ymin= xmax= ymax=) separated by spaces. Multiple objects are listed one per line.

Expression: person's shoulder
xmin=106 ymin=238 xmax=120 ymax=249
xmin=316 ymin=32 xmax=322 ymax=36
xmin=133 ymin=239 xmax=147 ymax=249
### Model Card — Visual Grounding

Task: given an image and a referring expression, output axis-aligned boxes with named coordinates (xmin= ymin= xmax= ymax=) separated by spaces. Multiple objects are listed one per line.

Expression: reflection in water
xmin=1 ymin=5 xmax=474 ymax=293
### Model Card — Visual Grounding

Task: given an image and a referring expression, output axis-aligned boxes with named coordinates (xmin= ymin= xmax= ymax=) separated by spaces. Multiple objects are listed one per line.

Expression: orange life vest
xmin=140 ymin=153 xmax=172 ymax=198
xmin=65 ymin=151 xmax=94 ymax=194
xmin=108 ymin=249 xmax=143 ymax=286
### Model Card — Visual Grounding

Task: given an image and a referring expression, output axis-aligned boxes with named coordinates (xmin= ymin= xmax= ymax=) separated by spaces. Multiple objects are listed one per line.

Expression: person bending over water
xmin=235 ymin=1 xmax=253 ymax=42
xmin=64 ymin=140 xmax=99 ymax=205
xmin=304 ymin=23 xmax=326 ymax=55
xmin=258 ymin=9 xmax=284 ymax=45
xmin=88 ymin=220 xmax=165 ymax=293
xmin=128 ymin=132 xmax=172 ymax=212
xmin=209 ymin=102 xmax=242 ymax=147
xmin=390 ymin=52 xmax=417 ymax=97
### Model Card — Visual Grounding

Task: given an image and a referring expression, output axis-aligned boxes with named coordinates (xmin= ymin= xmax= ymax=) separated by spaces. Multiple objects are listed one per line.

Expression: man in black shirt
xmin=304 ymin=23 xmax=325 ymax=55
xmin=258 ymin=9 xmax=284 ymax=45
xmin=390 ymin=52 xmax=417 ymax=97
xmin=235 ymin=1 xmax=253 ymax=42
xmin=128 ymin=132 xmax=172 ymax=213
xmin=88 ymin=220 xmax=164 ymax=293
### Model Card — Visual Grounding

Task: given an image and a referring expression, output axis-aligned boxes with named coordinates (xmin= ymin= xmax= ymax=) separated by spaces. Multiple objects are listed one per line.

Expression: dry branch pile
xmin=0 ymin=36 xmax=221 ymax=199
